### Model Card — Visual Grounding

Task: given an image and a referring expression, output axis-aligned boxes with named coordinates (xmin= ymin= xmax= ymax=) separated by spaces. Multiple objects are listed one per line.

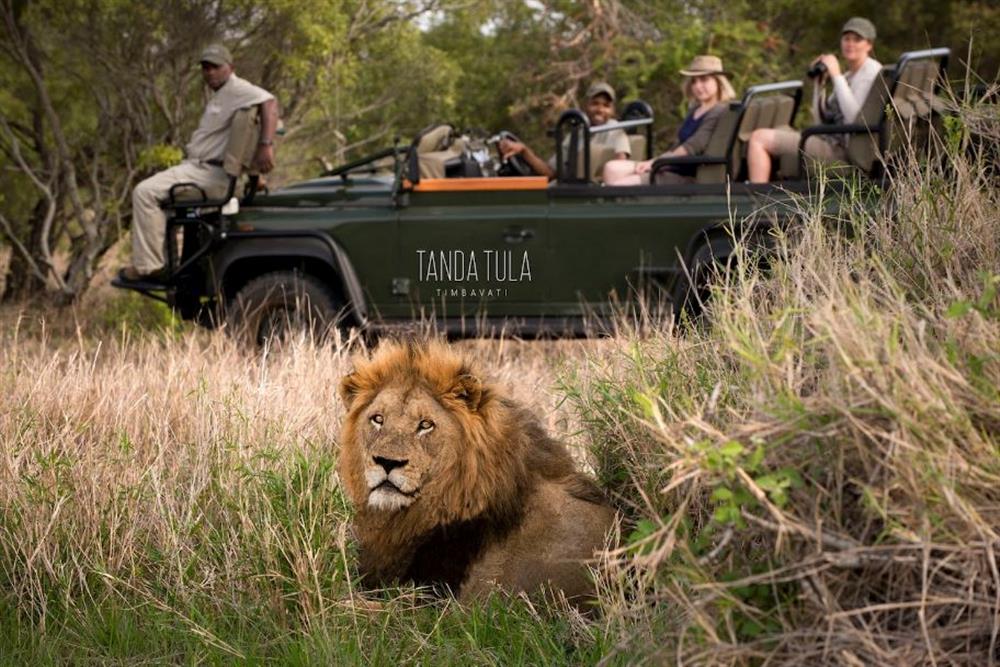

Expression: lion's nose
xmin=373 ymin=456 xmax=408 ymax=474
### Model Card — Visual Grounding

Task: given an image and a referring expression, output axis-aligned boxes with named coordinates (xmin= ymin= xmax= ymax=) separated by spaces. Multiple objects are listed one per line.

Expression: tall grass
xmin=1 ymin=103 xmax=997 ymax=664
xmin=566 ymin=116 xmax=1000 ymax=664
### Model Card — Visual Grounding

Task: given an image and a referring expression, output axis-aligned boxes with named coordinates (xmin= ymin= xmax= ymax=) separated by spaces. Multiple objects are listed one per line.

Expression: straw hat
xmin=679 ymin=55 xmax=729 ymax=77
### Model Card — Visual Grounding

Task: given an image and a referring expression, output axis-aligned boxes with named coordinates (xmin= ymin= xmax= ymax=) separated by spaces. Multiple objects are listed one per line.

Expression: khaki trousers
xmin=131 ymin=161 xmax=230 ymax=273
xmin=770 ymin=128 xmax=848 ymax=167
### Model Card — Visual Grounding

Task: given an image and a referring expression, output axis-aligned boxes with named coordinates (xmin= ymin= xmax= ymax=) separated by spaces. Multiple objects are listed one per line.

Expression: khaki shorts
xmin=771 ymin=128 xmax=848 ymax=164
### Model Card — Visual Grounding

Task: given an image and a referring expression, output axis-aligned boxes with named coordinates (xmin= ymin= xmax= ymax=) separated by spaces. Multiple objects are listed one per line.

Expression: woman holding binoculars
xmin=746 ymin=17 xmax=881 ymax=183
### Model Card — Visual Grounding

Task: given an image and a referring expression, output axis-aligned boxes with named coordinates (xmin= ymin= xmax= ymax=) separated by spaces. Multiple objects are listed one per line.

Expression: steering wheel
xmin=495 ymin=130 xmax=535 ymax=177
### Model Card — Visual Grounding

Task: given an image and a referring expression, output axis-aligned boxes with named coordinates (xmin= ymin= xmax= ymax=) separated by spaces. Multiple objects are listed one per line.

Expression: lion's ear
xmin=339 ymin=372 xmax=362 ymax=408
xmin=450 ymin=373 xmax=483 ymax=411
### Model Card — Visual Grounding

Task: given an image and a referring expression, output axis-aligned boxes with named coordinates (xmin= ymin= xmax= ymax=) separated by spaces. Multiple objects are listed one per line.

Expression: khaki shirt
xmin=186 ymin=74 xmax=274 ymax=162
xmin=548 ymin=127 xmax=631 ymax=174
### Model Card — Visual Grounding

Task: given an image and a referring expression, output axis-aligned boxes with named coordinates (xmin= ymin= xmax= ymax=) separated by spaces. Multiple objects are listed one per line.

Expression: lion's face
xmin=353 ymin=381 xmax=464 ymax=513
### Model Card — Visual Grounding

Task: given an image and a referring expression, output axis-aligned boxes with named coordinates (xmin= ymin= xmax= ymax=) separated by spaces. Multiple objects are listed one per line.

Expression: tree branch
xmin=0 ymin=211 xmax=50 ymax=287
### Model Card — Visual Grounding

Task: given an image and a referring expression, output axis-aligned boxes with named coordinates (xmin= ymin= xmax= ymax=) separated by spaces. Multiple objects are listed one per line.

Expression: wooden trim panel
xmin=412 ymin=176 xmax=549 ymax=192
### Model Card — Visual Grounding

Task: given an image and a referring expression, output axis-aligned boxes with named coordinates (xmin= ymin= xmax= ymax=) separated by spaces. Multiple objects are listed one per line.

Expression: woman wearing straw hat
xmin=603 ymin=55 xmax=736 ymax=186
xmin=746 ymin=17 xmax=881 ymax=183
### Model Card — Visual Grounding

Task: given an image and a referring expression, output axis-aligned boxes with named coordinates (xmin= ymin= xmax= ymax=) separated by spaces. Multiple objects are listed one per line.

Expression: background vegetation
xmin=1 ymin=0 xmax=998 ymax=302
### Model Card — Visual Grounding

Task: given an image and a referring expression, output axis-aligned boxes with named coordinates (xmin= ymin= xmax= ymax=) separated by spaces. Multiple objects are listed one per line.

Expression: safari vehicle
xmin=113 ymin=48 xmax=949 ymax=340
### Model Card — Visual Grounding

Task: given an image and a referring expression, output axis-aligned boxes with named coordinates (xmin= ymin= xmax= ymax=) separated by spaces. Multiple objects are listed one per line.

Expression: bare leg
xmin=602 ymin=159 xmax=645 ymax=186
xmin=747 ymin=128 xmax=776 ymax=183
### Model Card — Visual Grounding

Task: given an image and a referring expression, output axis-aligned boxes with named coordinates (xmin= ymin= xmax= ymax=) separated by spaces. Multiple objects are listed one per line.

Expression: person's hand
xmin=498 ymin=138 xmax=526 ymax=160
xmin=634 ymin=159 xmax=654 ymax=174
xmin=252 ymin=144 xmax=275 ymax=173
xmin=817 ymin=54 xmax=841 ymax=78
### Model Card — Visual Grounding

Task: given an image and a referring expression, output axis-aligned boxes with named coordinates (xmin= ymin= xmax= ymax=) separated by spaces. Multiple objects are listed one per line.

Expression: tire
xmin=672 ymin=239 xmax=729 ymax=319
xmin=225 ymin=270 xmax=342 ymax=346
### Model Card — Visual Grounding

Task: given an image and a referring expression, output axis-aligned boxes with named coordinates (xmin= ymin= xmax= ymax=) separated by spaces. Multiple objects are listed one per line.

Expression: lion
xmin=336 ymin=339 xmax=616 ymax=605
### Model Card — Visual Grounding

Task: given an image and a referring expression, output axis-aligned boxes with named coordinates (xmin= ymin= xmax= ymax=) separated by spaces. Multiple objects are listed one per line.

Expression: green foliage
xmin=91 ymin=290 xmax=184 ymax=336
xmin=945 ymin=271 xmax=1000 ymax=321
xmin=699 ymin=438 xmax=803 ymax=528
xmin=137 ymin=144 xmax=184 ymax=172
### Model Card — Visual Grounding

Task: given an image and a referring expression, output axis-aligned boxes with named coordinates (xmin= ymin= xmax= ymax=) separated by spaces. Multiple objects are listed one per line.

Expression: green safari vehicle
xmin=113 ymin=48 xmax=949 ymax=341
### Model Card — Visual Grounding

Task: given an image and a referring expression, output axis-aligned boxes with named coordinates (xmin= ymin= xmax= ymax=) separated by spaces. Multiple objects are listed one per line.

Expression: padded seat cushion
xmin=628 ymin=134 xmax=648 ymax=161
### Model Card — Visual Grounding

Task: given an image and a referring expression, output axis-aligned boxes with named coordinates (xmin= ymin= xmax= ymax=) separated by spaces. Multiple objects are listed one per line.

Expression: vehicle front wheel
xmin=225 ymin=271 xmax=342 ymax=346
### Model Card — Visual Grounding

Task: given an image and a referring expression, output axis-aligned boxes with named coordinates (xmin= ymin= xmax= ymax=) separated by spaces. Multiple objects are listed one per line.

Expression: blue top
xmin=677 ymin=109 xmax=704 ymax=145
xmin=671 ymin=109 xmax=706 ymax=177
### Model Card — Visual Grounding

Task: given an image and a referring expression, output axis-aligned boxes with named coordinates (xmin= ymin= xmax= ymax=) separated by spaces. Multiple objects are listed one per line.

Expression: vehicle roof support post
xmin=622 ymin=100 xmax=656 ymax=159
xmin=554 ymin=109 xmax=590 ymax=184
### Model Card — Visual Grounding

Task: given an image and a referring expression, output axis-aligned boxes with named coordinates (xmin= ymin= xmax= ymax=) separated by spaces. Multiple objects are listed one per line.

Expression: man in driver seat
xmin=118 ymin=44 xmax=278 ymax=283
xmin=498 ymin=82 xmax=630 ymax=181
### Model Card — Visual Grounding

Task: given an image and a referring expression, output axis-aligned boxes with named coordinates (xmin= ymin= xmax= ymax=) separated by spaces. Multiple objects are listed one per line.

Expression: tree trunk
xmin=1 ymin=198 xmax=50 ymax=302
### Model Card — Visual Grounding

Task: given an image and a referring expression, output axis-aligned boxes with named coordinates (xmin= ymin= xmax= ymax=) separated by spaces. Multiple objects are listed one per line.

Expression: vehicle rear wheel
xmin=226 ymin=271 xmax=342 ymax=346
xmin=672 ymin=240 xmax=727 ymax=319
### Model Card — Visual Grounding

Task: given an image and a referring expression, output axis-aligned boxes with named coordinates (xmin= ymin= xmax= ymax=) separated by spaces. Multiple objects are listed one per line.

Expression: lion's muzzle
xmin=365 ymin=455 xmax=418 ymax=511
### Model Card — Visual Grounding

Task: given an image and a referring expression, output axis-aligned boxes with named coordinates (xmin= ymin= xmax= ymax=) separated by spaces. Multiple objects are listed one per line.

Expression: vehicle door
xmin=393 ymin=186 xmax=550 ymax=320
xmin=546 ymin=187 xmax=733 ymax=314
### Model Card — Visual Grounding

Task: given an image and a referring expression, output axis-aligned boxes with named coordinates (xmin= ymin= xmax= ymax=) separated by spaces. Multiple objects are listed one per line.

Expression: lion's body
xmin=337 ymin=341 xmax=615 ymax=603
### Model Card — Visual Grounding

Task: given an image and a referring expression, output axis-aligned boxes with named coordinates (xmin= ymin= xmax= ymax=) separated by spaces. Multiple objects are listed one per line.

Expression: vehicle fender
xmin=212 ymin=232 xmax=368 ymax=324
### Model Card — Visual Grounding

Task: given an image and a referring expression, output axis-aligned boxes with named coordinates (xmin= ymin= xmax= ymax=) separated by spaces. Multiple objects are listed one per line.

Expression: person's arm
xmin=612 ymin=130 xmax=631 ymax=160
xmin=253 ymin=98 xmax=278 ymax=173
xmin=499 ymin=138 xmax=555 ymax=179
xmin=677 ymin=106 xmax=722 ymax=156
xmin=634 ymin=144 xmax=689 ymax=175
xmin=834 ymin=59 xmax=880 ymax=123
xmin=830 ymin=75 xmax=861 ymax=123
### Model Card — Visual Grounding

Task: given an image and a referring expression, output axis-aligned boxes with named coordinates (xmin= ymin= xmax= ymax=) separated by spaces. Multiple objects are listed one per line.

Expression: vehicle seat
xmin=622 ymin=100 xmax=655 ymax=163
xmin=629 ymin=134 xmax=648 ymax=161
xmin=409 ymin=124 xmax=468 ymax=180
xmin=693 ymin=105 xmax=742 ymax=183
xmin=559 ymin=138 xmax=623 ymax=182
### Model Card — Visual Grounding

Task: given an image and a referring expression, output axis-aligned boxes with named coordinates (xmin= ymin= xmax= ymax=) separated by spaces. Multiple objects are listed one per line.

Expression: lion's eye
xmin=417 ymin=419 xmax=434 ymax=433
xmin=370 ymin=414 xmax=383 ymax=429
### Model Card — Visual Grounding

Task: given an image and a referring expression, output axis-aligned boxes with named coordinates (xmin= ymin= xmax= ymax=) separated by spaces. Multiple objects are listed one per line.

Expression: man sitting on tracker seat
xmin=498 ymin=82 xmax=631 ymax=181
xmin=118 ymin=44 xmax=278 ymax=284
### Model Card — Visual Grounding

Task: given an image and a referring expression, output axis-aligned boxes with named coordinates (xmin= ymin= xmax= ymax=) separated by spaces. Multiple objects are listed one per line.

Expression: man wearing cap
xmin=120 ymin=44 xmax=278 ymax=282
xmin=747 ymin=17 xmax=882 ymax=183
xmin=498 ymin=82 xmax=631 ymax=181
